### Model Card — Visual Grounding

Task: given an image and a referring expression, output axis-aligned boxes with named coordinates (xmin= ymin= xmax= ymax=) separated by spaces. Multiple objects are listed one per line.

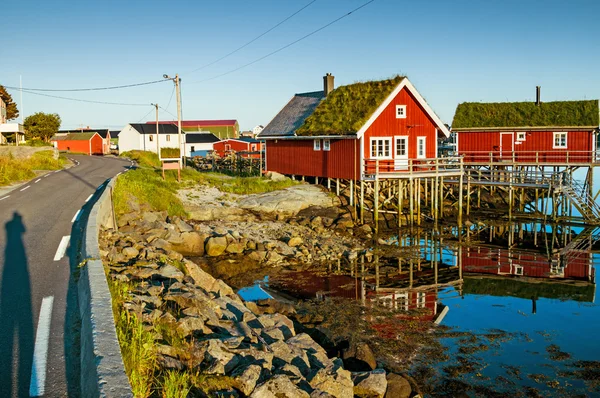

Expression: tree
xmin=0 ymin=85 xmax=19 ymax=120
xmin=23 ymin=112 xmax=61 ymax=142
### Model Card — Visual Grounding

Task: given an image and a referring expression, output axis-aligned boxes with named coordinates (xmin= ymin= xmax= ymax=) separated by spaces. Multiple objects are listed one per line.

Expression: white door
xmin=394 ymin=136 xmax=408 ymax=170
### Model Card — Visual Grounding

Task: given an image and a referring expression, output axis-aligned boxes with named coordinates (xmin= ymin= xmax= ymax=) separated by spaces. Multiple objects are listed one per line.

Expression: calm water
xmin=239 ymin=221 xmax=600 ymax=396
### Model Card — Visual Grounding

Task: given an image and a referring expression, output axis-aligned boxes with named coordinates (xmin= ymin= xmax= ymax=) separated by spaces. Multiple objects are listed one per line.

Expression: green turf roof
xmin=295 ymin=75 xmax=406 ymax=136
xmin=452 ymin=100 xmax=600 ymax=129
xmin=63 ymin=132 xmax=97 ymax=140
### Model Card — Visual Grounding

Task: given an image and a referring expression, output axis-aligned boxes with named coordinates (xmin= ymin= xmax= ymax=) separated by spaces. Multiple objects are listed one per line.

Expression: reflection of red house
xmin=462 ymin=246 xmax=594 ymax=281
xmin=212 ymin=138 xmax=263 ymax=159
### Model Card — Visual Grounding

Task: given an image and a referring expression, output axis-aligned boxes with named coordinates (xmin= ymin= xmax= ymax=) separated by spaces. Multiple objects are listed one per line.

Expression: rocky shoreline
xmin=101 ymin=180 xmax=421 ymax=397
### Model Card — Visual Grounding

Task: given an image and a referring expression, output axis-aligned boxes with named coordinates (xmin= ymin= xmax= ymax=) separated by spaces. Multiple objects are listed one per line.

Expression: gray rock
xmin=206 ymin=236 xmax=228 ymax=257
xmin=352 ymin=369 xmax=387 ymax=398
xmin=308 ymin=359 xmax=353 ymax=398
xmin=157 ymin=264 xmax=185 ymax=282
xmin=177 ymin=316 xmax=212 ymax=337
xmin=261 ymin=327 xmax=286 ymax=344
xmin=174 ymin=218 xmax=194 ymax=233
xmin=122 ymin=247 xmax=139 ymax=259
xmin=270 ymin=341 xmax=311 ymax=376
xmin=170 ymin=231 xmax=206 ymax=256
xmin=310 ymin=390 xmax=335 ymax=398
xmin=239 ymin=185 xmax=340 ymax=216
xmin=233 ymin=364 xmax=262 ymax=396
xmin=226 ymin=242 xmax=246 ymax=254
xmin=342 ymin=342 xmax=377 ymax=371
xmin=266 ymin=251 xmax=284 ymax=264
xmin=384 ymin=373 xmax=412 ymax=398
xmin=234 ymin=347 xmax=274 ymax=371
xmin=288 ymin=236 xmax=303 ymax=247
xmin=265 ymin=171 xmax=288 ymax=182
xmin=259 ymin=313 xmax=295 ymax=339
xmin=117 ymin=212 xmax=139 ymax=227
xmin=287 ymin=333 xmax=331 ymax=369
xmin=198 ymin=339 xmax=241 ymax=375
xmin=132 ymin=267 xmax=159 ymax=280
xmin=157 ymin=354 xmax=184 ymax=370
xmin=247 ymin=250 xmax=267 ymax=263
xmin=250 ymin=375 xmax=310 ymax=398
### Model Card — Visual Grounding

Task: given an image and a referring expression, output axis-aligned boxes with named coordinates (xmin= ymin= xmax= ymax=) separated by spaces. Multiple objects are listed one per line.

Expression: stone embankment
xmin=101 ymin=179 xmax=420 ymax=397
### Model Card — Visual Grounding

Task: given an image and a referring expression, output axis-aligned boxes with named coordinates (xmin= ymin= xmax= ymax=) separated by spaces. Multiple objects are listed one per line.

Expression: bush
xmin=160 ymin=147 xmax=181 ymax=159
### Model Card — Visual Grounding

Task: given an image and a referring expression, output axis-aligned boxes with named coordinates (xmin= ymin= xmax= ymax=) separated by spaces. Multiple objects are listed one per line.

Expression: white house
xmin=252 ymin=125 xmax=264 ymax=136
xmin=185 ymin=132 xmax=220 ymax=157
xmin=118 ymin=123 xmax=181 ymax=155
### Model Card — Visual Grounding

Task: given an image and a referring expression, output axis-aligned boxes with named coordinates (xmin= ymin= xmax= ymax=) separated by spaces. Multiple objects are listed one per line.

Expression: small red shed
xmin=452 ymin=98 xmax=600 ymax=164
xmin=212 ymin=137 xmax=263 ymax=159
xmin=51 ymin=132 xmax=104 ymax=155
xmin=257 ymin=74 xmax=450 ymax=180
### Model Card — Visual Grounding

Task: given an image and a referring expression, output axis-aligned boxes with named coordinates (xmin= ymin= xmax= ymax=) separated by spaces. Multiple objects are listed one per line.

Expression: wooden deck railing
xmin=363 ymin=157 xmax=463 ymax=178
xmin=460 ymin=150 xmax=598 ymax=164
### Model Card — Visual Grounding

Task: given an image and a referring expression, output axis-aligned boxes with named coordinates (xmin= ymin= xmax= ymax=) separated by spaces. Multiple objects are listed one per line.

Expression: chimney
xmin=536 ymin=86 xmax=541 ymax=106
xmin=323 ymin=73 xmax=334 ymax=96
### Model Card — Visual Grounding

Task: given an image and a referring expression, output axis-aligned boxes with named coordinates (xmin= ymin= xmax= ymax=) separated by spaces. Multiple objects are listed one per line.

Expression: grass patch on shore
xmin=108 ymin=279 xmax=157 ymax=397
xmin=199 ymin=172 xmax=298 ymax=195
xmin=120 ymin=150 xmax=161 ymax=168
xmin=0 ymin=150 xmax=67 ymax=186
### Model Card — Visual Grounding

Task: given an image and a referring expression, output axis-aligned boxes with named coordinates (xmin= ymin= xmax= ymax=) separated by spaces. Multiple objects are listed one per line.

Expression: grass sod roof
xmin=452 ymin=100 xmax=600 ymax=129
xmin=296 ymin=75 xmax=406 ymax=136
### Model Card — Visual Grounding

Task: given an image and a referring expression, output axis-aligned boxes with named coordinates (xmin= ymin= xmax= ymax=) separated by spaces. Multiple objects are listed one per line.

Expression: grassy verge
xmin=0 ymin=150 xmax=67 ymax=186
xmin=198 ymin=172 xmax=298 ymax=195
xmin=120 ymin=150 xmax=162 ymax=168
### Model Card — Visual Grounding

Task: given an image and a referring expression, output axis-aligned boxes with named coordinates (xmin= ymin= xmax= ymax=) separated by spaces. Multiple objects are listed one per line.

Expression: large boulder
xmin=169 ymin=232 xmax=206 ymax=256
xmin=308 ymin=359 xmax=353 ymax=398
xmin=352 ymin=369 xmax=387 ymax=398
xmin=342 ymin=342 xmax=377 ymax=371
xmin=384 ymin=373 xmax=412 ymax=398
xmin=239 ymin=185 xmax=340 ymax=216
xmin=232 ymin=364 xmax=262 ymax=396
xmin=287 ymin=333 xmax=331 ymax=369
xmin=206 ymin=236 xmax=228 ymax=257
xmin=250 ymin=375 xmax=310 ymax=398
xmin=197 ymin=339 xmax=241 ymax=375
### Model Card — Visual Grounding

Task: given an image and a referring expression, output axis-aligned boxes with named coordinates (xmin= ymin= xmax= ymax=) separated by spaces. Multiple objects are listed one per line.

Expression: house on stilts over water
xmin=258 ymin=74 xmax=465 ymax=230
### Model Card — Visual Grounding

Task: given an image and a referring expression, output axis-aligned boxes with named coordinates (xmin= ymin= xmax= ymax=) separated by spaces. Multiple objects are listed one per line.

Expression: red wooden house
xmin=57 ymin=129 xmax=111 ymax=154
xmin=212 ymin=137 xmax=263 ymax=159
xmin=453 ymin=93 xmax=600 ymax=164
xmin=51 ymin=132 xmax=104 ymax=155
xmin=257 ymin=74 xmax=451 ymax=180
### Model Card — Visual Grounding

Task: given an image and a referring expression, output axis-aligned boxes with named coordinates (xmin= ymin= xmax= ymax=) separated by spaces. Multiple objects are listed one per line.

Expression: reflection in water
xmin=0 ymin=212 xmax=34 ymax=397
xmin=241 ymin=220 xmax=599 ymax=395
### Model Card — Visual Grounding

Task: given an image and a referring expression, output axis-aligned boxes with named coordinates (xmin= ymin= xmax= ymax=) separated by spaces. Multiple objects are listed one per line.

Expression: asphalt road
xmin=0 ymin=154 xmax=132 ymax=397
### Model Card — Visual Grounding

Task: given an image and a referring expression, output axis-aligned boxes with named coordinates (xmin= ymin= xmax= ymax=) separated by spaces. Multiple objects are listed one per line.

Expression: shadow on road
xmin=0 ymin=212 xmax=33 ymax=397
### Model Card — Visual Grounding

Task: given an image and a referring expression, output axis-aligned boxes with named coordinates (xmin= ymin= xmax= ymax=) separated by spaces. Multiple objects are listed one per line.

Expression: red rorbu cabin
xmin=51 ymin=132 xmax=104 ymax=155
xmin=452 ymin=93 xmax=600 ymax=164
xmin=212 ymin=137 xmax=263 ymax=159
xmin=257 ymin=74 xmax=451 ymax=180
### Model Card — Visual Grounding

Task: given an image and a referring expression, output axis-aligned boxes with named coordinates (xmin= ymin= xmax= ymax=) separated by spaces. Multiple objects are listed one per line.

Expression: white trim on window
xmin=553 ymin=132 xmax=567 ymax=148
xmin=166 ymin=135 xmax=170 ymax=142
xmin=395 ymin=105 xmax=407 ymax=119
xmin=370 ymin=137 xmax=392 ymax=159
xmin=516 ymin=131 xmax=526 ymax=141
xmin=394 ymin=135 xmax=408 ymax=158
xmin=417 ymin=136 xmax=426 ymax=159
xmin=313 ymin=139 xmax=321 ymax=151
xmin=323 ymin=139 xmax=330 ymax=151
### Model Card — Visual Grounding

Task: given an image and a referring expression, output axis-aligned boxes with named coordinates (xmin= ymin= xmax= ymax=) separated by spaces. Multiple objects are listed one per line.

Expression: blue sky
xmin=2 ymin=0 xmax=599 ymax=131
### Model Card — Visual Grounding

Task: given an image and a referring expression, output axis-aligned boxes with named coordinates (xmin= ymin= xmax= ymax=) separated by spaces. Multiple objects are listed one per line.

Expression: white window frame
xmin=149 ymin=135 xmax=154 ymax=142
xmin=395 ymin=105 xmax=407 ymax=119
xmin=166 ymin=135 xmax=170 ymax=142
xmin=370 ymin=137 xmax=392 ymax=159
xmin=417 ymin=136 xmax=426 ymax=159
xmin=516 ymin=132 xmax=526 ymax=141
xmin=394 ymin=135 xmax=409 ymax=158
xmin=323 ymin=139 xmax=331 ymax=151
xmin=251 ymin=144 xmax=257 ymax=151
xmin=553 ymin=132 xmax=567 ymax=149
xmin=225 ymin=144 xmax=231 ymax=151
xmin=313 ymin=139 xmax=321 ymax=151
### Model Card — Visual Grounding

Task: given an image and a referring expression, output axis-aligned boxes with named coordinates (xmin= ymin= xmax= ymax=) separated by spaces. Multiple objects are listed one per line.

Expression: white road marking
xmin=71 ymin=209 xmax=82 ymax=223
xmin=85 ymin=194 xmax=93 ymax=202
xmin=54 ymin=170 xmax=60 ymax=173
xmin=53 ymin=235 xmax=70 ymax=261
xmin=20 ymin=186 xmax=30 ymax=192
xmin=29 ymin=296 xmax=54 ymax=397
xmin=0 ymin=195 xmax=9 ymax=201
xmin=43 ymin=174 xmax=50 ymax=178
xmin=35 ymin=179 xmax=41 ymax=183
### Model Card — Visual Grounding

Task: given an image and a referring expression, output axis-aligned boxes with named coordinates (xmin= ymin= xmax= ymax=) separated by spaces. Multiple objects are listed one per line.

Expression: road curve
xmin=0 ymin=154 xmax=132 ymax=397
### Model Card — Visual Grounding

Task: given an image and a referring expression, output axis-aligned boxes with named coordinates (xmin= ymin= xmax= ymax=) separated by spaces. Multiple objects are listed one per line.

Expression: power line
xmin=183 ymin=0 xmax=318 ymax=75
xmin=165 ymin=85 xmax=176 ymax=111
xmin=189 ymin=0 xmax=376 ymax=84
xmin=137 ymin=107 xmax=156 ymax=123
xmin=12 ymin=87 xmax=151 ymax=106
xmin=159 ymin=106 xmax=178 ymax=119
xmin=1 ymin=79 xmax=168 ymax=92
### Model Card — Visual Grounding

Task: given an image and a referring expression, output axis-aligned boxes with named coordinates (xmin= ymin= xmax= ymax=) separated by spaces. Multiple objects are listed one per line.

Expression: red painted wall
xmin=54 ymin=134 xmax=104 ymax=155
xmin=265 ymin=139 xmax=360 ymax=180
xmin=458 ymin=130 xmax=594 ymax=163
xmin=213 ymin=139 xmax=261 ymax=159
xmin=362 ymin=87 xmax=439 ymax=163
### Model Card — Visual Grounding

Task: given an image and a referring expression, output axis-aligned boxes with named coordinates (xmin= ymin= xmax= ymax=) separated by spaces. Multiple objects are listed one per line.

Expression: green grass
xmin=0 ymin=150 xmax=67 ymax=186
xmin=25 ymin=139 xmax=52 ymax=147
xmin=108 ymin=279 xmax=157 ymax=398
xmin=296 ymin=75 xmax=405 ymax=136
xmin=161 ymin=371 xmax=191 ymax=398
xmin=199 ymin=172 xmax=298 ymax=194
xmin=452 ymin=100 xmax=600 ymax=128
xmin=120 ymin=150 xmax=161 ymax=168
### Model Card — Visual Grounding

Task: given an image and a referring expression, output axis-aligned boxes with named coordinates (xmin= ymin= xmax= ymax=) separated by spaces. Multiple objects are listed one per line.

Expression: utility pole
xmin=163 ymin=74 xmax=183 ymax=166
xmin=151 ymin=103 xmax=159 ymax=156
